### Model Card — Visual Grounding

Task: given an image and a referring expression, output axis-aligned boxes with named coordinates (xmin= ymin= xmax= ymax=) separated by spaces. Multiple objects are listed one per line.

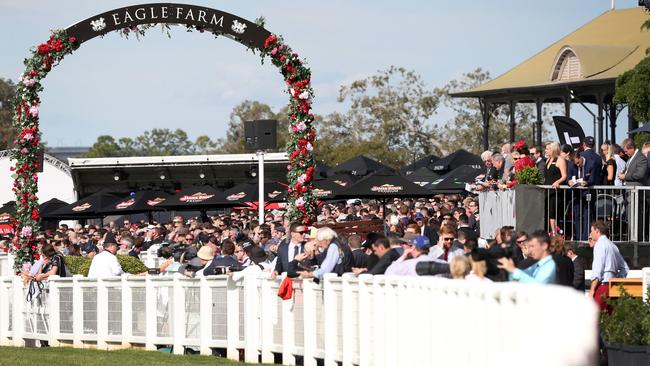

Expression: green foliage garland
xmin=601 ymin=287 xmax=650 ymax=346
xmin=514 ymin=166 xmax=543 ymax=185
xmin=11 ymin=30 xmax=77 ymax=271
xmin=259 ymin=34 xmax=316 ymax=225
xmin=65 ymin=255 xmax=148 ymax=277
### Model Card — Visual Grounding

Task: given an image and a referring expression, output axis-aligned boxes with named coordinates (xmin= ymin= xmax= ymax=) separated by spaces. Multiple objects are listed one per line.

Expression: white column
xmin=72 ymin=277 xmax=83 ymax=348
xmin=260 ymin=276 xmax=274 ymax=363
xmin=226 ymin=277 xmax=240 ymax=360
xmin=144 ymin=276 xmax=157 ymax=350
xmin=244 ymin=273 xmax=261 ymax=363
xmin=172 ymin=276 xmax=185 ymax=355
xmin=302 ymin=277 xmax=317 ymax=366
xmin=257 ymin=150 xmax=265 ymax=225
xmin=281 ymin=278 xmax=296 ymax=365
xmin=0 ymin=280 xmax=8 ymax=345
xmin=121 ymin=276 xmax=132 ymax=348
xmin=199 ymin=277 xmax=212 ymax=355
xmin=357 ymin=274 xmax=371 ymax=366
xmin=341 ymin=274 xmax=355 ymax=366
xmin=96 ymin=278 xmax=108 ymax=350
xmin=323 ymin=274 xmax=338 ymax=366
xmin=48 ymin=278 xmax=60 ymax=347
xmin=11 ymin=276 xmax=25 ymax=347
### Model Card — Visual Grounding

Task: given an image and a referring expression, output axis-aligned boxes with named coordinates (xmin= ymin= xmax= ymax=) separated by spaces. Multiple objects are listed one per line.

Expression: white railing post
xmin=72 ymin=276 xmax=83 ymax=348
xmin=382 ymin=277 xmax=398 ymax=366
xmin=199 ymin=277 xmax=212 ymax=355
xmin=260 ymin=277 xmax=274 ymax=363
xmin=357 ymin=274 xmax=372 ymax=366
xmin=243 ymin=274 xmax=261 ymax=363
xmin=11 ymin=276 xmax=25 ymax=347
xmin=144 ymin=276 xmax=157 ymax=351
xmin=372 ymin=276 xmax=386 ymax=366
xmin=323 ymin=274 xmax=338 ymax=366
xmin=341 ymin=274 xmax=356 ymax=366
xmin=48 ymin=278 xmax=60 ymax=347
xmin=281 ymin=278 xmax=296 ymax=366
xmin=96 ymin=278 xmax=108 ymax=350
xmin=121 ymin=276 xmax=131 ymax=348
xmin=172 ymin=276 xmax=185 ymax=355
xmin=226 ymin=276 xmax=240 ymax=360
xmin=0 ymin=279 xmax=8 ymax=345
xmin=302 ymin=277 xmax=317 ymax=366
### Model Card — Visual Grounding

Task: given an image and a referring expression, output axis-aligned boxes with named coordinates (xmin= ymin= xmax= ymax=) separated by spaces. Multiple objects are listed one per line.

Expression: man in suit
xmin=529 ymin=145 xmax=546 ymax=177
xmin=271 ymin=222 xmax=307 ymax=278
xmin=643 ymin=141 xmax=650 ymax=183
xmin=619 ymin=140 xmax=648 ymax=186
xmin=415 ymin=212 xmax=437 ymax=245
xmin=566 ymin=243 xmax=585 ymax=291
xmin=568 ymin=146 xmax=601 ymax=240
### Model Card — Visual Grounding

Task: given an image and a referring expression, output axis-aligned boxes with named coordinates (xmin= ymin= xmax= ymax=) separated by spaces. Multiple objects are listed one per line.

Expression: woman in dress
xmin=34 ymin=243 xmax=67 ymax=282
xmin=545 ymin=142 xmax=568 ymax=236
xmin=602 ymin=144 xmax=617 ymax=185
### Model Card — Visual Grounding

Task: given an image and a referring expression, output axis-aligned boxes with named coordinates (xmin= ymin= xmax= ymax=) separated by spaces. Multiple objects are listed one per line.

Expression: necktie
xmin=443 ymin=247 xmax=449 ymax=261
xmin=293 ymin=245 xmax=299 ymax=260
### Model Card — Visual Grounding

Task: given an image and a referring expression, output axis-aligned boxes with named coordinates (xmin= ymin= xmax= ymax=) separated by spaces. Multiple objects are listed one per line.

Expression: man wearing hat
xmin=88 ymin=241 xmax=123 ymax=278
xmin=414 ymin=212 xmax=437 ymax=245
xmin=182 ymin=245 xmax=214 ymax=277
xmin=385 ymin=235 xmax=433 ymax=276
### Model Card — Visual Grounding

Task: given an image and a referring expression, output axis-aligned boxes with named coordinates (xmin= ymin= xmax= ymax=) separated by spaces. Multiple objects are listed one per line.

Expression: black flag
xmin=553 ymin=116 xmax=585 ymax=148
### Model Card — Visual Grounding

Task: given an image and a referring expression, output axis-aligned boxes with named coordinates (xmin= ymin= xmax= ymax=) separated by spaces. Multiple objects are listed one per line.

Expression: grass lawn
xmin=0 ymin=346 xmax=261 ymax=366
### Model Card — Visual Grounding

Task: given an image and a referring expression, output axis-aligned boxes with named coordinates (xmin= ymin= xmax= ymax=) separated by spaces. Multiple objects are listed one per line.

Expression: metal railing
xmin=0 ymin=273 xmax=598 ymax=365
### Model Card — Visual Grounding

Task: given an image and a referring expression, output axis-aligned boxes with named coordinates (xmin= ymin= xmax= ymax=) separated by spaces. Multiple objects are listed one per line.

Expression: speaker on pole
xmin=36 ymin=148 xmax=44 ymax=173
xmin=244 ymin=120 xmax=277 ymax=151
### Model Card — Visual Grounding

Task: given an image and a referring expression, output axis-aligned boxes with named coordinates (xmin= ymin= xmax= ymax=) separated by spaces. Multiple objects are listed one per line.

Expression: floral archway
xmin=11 ymin=5 xmax=316 ymax=269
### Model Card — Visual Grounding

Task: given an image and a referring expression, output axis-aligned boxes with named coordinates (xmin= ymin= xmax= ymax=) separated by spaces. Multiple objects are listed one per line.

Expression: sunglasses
xmin=295 ymin=231 xmax=308 ymax=234
xmin=442 ymin=237 xmax=454 ymax=241
xmin=516 ymin=239 xmax=527 ymax=244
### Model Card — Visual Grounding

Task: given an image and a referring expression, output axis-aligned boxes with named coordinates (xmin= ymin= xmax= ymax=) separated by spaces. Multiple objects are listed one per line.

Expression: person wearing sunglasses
xmin=271 ymin=222 xmax=308 ymax=279
xmin=428 ymin=224 xmax=463 ymax=263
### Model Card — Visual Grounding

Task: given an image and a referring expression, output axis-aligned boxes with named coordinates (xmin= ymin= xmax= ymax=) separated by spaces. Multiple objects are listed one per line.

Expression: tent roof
xmin=327 ymin=155 xmax=394 ymax=177
xmin=429 ymin=149 xmax=483 ymax=173
xmin=452 ymin=8 xmax=650 ymax=99
xmin=400 ymin=155 xmax=440 ymax=175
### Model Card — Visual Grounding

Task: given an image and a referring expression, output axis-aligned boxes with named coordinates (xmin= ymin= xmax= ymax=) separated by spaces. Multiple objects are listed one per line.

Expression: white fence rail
xmin=0 ymin=273 xmax=598 ymax=366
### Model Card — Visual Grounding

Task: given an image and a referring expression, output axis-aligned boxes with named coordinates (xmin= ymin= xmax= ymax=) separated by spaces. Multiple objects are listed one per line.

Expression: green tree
xmin=0 ymin=78 xmax=17 ymax=150
xmin=435 ymin=68 xmax=553 ymax=154
xmin=195 ymin=135 xmax=219 ymax=154
xmin=84 ymin=135 xmax=121 ymax=158
xmin=316 ymin=66 xmax=440 ymax=167
xmin=614 ymin=57 xmax=650 ymax=124
xmin=135 ymin=128 xmax=194 ymax=156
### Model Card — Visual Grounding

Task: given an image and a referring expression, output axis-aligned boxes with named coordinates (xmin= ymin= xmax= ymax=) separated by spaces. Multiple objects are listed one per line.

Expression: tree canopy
xmin=0 ymin=78 xmax=18 ymax=150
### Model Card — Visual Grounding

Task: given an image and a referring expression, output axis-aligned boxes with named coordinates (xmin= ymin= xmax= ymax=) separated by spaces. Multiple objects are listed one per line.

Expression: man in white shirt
xmin=88 ymin=242 xmax=123 ymax=278
xmin=385 ymin=236 xmax=433 ymax=276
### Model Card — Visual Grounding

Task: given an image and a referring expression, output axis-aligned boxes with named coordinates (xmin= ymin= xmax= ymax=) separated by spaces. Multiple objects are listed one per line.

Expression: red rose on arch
xmin=37 ymin=43 xmax=50 ymax=55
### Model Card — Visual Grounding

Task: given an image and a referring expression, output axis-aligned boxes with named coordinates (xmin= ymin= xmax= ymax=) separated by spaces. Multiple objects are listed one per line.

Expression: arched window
xmin=551 ymin=48 xmax=582 ymax=81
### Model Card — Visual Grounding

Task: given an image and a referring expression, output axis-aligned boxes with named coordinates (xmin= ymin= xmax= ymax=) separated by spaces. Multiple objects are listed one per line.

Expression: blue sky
xmin=0 ymin=0 xmax=641 ymax=147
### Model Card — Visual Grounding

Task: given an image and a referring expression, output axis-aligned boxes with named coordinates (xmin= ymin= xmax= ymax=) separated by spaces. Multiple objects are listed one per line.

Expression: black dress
xmin=552 ymin=254 xmax=575 ymax=287
xmin=544 ymin=158 xmax=564 ymax=220
xmin=42 ymin=253 xmax=67 ymax=277
xmin=604 ymin=158 xmax=616 ymax=185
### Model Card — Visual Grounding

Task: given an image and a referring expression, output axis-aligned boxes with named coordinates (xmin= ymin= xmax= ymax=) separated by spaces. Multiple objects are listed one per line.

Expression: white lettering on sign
xmin=150 ymin=6 xmax=159 ymax=19
xmin=135 ymin=8 xmax=146 ymax=21
xmin=211 ymin=14 xmax=224 ymax=27
xmin=198 ymin=10 xmax=207 ymax=23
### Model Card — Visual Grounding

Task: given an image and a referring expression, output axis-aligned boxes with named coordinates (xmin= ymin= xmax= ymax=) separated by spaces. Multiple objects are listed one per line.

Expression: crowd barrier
xmin=0 ymin=273 xmax=598 ymax=366
xmin=480 ymin=185 xmax=650 ymax=245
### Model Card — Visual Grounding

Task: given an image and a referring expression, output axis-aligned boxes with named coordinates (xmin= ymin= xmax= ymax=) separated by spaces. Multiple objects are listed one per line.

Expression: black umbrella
xmin=627 ymin=124 xmax=650 ymax=134
xmin=327 ymin=155 xmax=395 ymax=177
xmin=404 ymin=167 xmax=440 ymax=187
xmin=49 ymin=191 xmax=123 ymax=219
xmin=315 ymin=162 xmax=331 ymax=178
xmin=0 ymin=201 xmax=16 ymax=215
xmin=38 ymin=198 xmax=69 ymax=219
xmin=426 ymin=165 xmax=483 ymax=192
xmin=400 ymin=154 xmax=440 ymax=175
xmin=222 ymin=180 xmax=289 ymax=206
xmin=430 ymin=149 xmax=483 ymax=173
xmin=313 ymin=173 xmax=358 ymax=200
xmin=98 ymin=191 xmax=172 ymax=215
xmin=158 ymin=185 xmax=232 ymax=210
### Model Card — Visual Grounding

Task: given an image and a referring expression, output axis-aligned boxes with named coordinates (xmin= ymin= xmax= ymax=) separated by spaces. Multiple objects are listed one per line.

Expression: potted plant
xmin=600 ymin=288 xmax=650 ymax=365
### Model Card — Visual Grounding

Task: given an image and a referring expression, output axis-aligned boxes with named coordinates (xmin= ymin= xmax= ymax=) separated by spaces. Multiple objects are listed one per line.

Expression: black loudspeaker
xmin=244 ymin=120 xmax=277 ymax=151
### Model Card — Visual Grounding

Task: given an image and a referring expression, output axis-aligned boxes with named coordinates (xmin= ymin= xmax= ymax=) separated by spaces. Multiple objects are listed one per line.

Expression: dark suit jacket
xmin=351 ymin=249 xmax=369 ymax=269
xmin=535 ymin=157 xmax=546 ymax=177
xmin=368 ymin=248 xmax=400 ymax=275
xmin=580 ymin=149 xmax=602 ymax=186
xmin=552 ymin=254 xmax=575 ymax=287
xmin=422 ymin=226 xmax=438 ymax=246
xmin=624 ymin=150 xmax=648 ymax=186
xmin=571 ymin=256 xmax=586 ymax=291
xmin=274 ymin=240 xmax=304 ymax=276
xmin=203 ymin=255 xmax=239 ymax=275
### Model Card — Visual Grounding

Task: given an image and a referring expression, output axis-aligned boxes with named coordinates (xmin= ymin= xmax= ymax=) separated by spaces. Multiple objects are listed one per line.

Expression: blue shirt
xmin=313 ymin=243 xmax=340 ymax=279
xmin=591 ymin=236 xmax=628 ymax=283
xmin=510 ymin=255 xmax=556 ymax=284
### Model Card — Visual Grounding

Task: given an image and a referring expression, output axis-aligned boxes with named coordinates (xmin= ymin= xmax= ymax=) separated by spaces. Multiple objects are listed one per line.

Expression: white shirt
xmin=88 ymin=250 xmax=124 ymax=278
xmin=613 ymin=155 xmax=625 ymax=186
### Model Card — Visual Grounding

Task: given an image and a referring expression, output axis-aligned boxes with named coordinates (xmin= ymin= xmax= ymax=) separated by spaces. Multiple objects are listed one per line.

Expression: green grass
xmin=0 ymin=346 xmax=260 ymax=366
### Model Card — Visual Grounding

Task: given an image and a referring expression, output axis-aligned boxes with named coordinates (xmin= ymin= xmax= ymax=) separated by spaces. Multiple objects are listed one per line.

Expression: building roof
xmin=452 ymin=7 xmax=650 ymax=99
